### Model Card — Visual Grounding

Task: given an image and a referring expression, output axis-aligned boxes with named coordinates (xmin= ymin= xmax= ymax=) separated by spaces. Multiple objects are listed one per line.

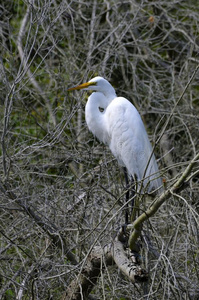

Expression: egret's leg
xmin=123 ymin=167 xmax=129 ymax=224
xmin=130 ymin=174 xmax=138 ymax=223
xmin=130 ymin=176 xmax=135 ymax=213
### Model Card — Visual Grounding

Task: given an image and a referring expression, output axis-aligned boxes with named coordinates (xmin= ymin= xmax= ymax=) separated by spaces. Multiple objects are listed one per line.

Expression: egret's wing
xmin=106 ymin=97 xmax=162 ymax=192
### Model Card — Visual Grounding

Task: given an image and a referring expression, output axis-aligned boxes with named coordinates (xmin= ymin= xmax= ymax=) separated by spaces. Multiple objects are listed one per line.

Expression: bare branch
xmin=129 ymin=152 xmax=199 ymax=250
xmin=63 ymin=236 xmax=147 ymax=300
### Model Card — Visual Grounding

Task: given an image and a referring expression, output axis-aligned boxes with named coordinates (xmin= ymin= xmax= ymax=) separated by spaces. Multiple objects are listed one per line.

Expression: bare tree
xmin=0 ymin=0 xmax=199 ymax=299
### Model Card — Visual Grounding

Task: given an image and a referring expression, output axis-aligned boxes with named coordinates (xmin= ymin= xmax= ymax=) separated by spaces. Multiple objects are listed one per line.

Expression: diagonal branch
xmin=128 ymin=152 xmax=199 ymax=250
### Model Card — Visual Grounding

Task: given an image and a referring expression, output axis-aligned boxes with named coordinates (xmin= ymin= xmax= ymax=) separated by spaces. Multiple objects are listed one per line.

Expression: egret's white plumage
xmin=68 ymin=76 xmax=162 ymax=192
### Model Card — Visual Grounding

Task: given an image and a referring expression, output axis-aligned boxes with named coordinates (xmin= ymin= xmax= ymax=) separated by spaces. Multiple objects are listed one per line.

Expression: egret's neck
xmin=103 ymin=88 xmax=117 ymax=103
xmin=85 ymin=92 xmax=111 ymax=144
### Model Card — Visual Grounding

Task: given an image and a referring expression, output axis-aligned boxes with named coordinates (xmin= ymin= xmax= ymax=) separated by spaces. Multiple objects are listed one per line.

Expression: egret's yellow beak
xmin=67 ymin=81 xmax=97 ymax=91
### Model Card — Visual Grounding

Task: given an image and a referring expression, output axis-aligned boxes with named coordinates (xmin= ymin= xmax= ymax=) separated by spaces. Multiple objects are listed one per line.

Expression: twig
xmin=156 ymin=64 xmax=199 ymax=145
xmin=16 ymin=264 xmax=36 ymax=300
xmin=17 ymin=2 xmax=56 ymax=126
xmin=0 ymin=180 xmax=77 ymax=265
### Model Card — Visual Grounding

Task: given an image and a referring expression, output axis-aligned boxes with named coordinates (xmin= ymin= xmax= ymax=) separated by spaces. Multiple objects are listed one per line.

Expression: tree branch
xmin=111 ymin=239 xmax=148 ymax=282
xmin=63 ymin=232 xmax=148 ymax=300
xmin=128 ymin=152 xmax=199 ymax=250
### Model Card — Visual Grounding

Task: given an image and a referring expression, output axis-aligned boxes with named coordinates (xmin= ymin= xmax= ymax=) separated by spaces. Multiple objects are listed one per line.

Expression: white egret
xmin=68 ymin=76 xmax=162 ymax=195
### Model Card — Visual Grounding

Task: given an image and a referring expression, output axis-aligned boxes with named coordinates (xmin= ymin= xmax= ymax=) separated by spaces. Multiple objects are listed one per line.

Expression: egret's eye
xmin=99 ymin=107 xmax=104 ymax=112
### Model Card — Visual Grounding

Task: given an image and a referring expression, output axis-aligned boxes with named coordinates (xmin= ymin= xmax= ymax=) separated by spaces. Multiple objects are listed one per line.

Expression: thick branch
xmin=63 ymin=237 xmax=148 ymax=300
xmin=111 ymin=239 xmax=148 ymax=282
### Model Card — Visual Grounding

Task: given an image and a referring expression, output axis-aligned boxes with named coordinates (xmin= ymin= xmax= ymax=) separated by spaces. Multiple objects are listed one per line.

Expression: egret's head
xmin=67 ymin=76 xmax=116 ymax=98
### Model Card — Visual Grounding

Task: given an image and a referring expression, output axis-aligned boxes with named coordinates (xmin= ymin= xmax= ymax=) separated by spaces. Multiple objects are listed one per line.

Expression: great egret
xmin=68 ymin=76 xmax=162 ymax=195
